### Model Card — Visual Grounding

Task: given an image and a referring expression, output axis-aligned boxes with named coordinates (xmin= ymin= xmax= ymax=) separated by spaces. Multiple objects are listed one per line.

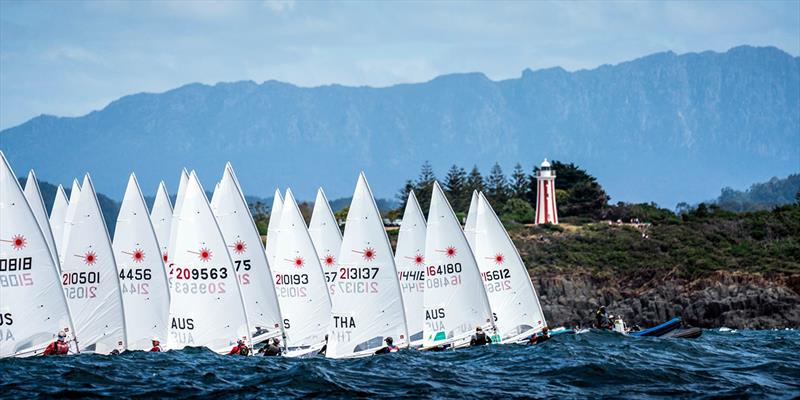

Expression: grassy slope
xmin=508 ymin=205 xmax=800 ymax=285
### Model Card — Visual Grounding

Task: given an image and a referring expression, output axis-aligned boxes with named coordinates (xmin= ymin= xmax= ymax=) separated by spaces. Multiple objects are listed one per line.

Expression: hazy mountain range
xmin=1 ymin=45 xmax=797 ymax=208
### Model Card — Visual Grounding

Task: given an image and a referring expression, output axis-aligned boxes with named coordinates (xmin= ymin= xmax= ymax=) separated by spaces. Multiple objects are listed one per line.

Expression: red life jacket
xmin=43 ymin=340 xmax=69 ymax=356
xmin=388 ymin=345 xmax=399 ymax=353
xmin=150 ymin=345 xmax=163 ymax=352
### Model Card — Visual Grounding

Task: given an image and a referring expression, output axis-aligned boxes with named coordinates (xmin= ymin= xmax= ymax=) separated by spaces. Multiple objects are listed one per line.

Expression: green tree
xmin=396 ymin=179 xmax=415 ymax=211
xmin=486 ymin=163 xmax=510 ymax=207
xmin=510 ymin=163 xmax=528 ymax=200
xmin=443 ymin=164 xmax=468 ymax=213
xmin=414 ymin=161 xmax=436 ymax=213
xmin=501 ymin=198 xmax=535 ymax=223
xmin=466 ymin=165 xmax=484 ymax=194
xmin=560 ymin=180 xmax=609 ymax=218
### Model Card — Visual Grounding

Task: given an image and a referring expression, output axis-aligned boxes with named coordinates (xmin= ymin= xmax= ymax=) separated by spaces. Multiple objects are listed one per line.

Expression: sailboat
xmin=264 ymin=189 xmax=283 ymax=265
xmin=150 ymin=181 xmax=172 ymax=266
xmin=308 ymin=188 xmax=341 ymax=295
xmin=59 ymin=179 xmax=82 ymax=264
xmin=0 ymin=154 xmax=76 ymax=357
xmin=394 ymin=191 xmax=427 ymax=347
xmin=113 ymin=174 xmax=171 ymax=351
xmin=48 ymin=184 xmax=69 ymax=267
xmin=325 ymin=173 xmax=408 ymax=358
xmin=166 ymin=171 xmax=251 ymax=353
xmin=422 ymin=182 xmax=494 ymax=349
xmin=211 ymin=163 xmax=283 ymax=344
xmin=473 ymin=192 xmax=546 ymax=343
xmin=166 ymin=169 xmax=189 ymax=267
xmin=271 ymin=189 xmax=331 ymax=357
xmin=464 ymin=191 xmax=479 ymax=250
xmin=60 ymin=174 xmax=127 ymax=354
xmin=23 ymin=170 xmax=60 ymax=266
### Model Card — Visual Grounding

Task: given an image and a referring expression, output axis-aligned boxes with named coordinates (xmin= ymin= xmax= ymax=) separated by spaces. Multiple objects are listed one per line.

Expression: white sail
xmin=209 ymin=182 xmax=220 ymax=209
xmin=464 ymin=190 xmax=479 ymax=250
xmin=113 ymin=174 xmax=170 ymax=351
xmin=326 ymin=173 xmax=408 ymax=358
xmin=49 ymin=185 xmax=69 ymax=264
xmin=61 ymin=174 xmax=127 ymax=354
xmin=149 ymin=181 xmax=172 ymax=265
xmin=166 ymin=171 xmax=251 ymax=354
xmin=0 ymin=152 xmax=76 ymax=357
xmin=474 ymin=192 xmax=546 ymax=342
xmin=23 ymin=170 xmax=59 ymax=265
xmin=59 ymin=179 xmax=82 ymax=263
xmin=271 ymin=189 xmax=331 ymax=357
xmin=394 ymin=191 xmax=427 ymax=347
xmin=308 ymin=188 xmax=342 ymax=288
xmin=264 ymin=189 xmax=283 ymax=265
xmin=211 ymin=163 xmax=283 ymax=343
xmin=422 ymin=182 xmax=493 ymax=349
xmin=166 ymin=169 xmax=189 ymax=266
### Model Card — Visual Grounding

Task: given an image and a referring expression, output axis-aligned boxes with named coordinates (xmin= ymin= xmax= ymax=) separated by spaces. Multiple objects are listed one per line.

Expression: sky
xmin=0 ymin=0 xmax=798 ymax=130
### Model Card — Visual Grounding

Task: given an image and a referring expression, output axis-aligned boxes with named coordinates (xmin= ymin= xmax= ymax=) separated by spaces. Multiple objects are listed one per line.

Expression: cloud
xmin=263 ymin=0 xmax=295 ymax=14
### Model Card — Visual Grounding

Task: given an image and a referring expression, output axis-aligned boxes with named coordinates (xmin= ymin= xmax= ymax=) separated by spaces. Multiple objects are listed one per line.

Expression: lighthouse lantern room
xmin=535 ymin=158 xmax=558 ymax=225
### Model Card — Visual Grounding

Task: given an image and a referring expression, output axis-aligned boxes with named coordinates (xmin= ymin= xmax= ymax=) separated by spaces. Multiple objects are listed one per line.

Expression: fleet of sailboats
xmin=1 ymin=151 xmax=550 ymax=358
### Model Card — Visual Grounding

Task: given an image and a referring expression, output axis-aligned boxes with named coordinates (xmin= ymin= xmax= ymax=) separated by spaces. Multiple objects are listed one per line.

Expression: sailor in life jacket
xmin=374 ymin=337 xmax=399 ymax=355
xmin=150 ymin=337 xmax=164 ymax=352
xmin=43 ymin=330 xmax=70 ymax=356
xmin=228 ymin=337 xmax=250 ymax=356
xmin=470 ymin=326 xmax=492 ymax=346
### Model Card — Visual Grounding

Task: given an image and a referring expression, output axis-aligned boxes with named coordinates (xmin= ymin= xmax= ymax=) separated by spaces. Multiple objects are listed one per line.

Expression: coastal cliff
xmin=514 ymin=205 xmax=800 ymax=329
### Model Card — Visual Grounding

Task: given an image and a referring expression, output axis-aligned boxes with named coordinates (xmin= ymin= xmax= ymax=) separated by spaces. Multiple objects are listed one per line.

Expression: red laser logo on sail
xmin=162 ymin=252 xmax=169 ymax=263
xmin=437 ymin=246 xmax=457 ymax=258
xmin=230 ymin=240 xmax=247 ymax=254
xmin=76 ymin=250 xmax=97 ymax=266
xmin=287 ymin=256 xmax=305 ymax=268
xmin=323 ymin=254 xmax=336 ymax=266
xmin=188 ymin=247 xmax=213 ymax=262
xmin=1 ymin=234 xmax=27 ymax=250
xmin=122 ymin=248 xmax=145 ymax=263
xmin=486 ymin=253 xmax=504 ymax=265
xmin=352 ymin=247 xmax=376 ymax=262
xmin=406 ymin=253 xmax=425 ymax=265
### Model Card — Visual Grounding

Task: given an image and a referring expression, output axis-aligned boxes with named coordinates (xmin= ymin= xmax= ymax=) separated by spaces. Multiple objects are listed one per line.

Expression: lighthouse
xmin=534 ymin=158 xmax=558 ymax=225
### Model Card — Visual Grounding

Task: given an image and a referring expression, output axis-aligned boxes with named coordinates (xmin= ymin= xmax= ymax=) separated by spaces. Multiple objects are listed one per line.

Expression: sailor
xmin=374 ymin=337 xmax=399 ymax=355
xmin=228 ymin=338 xmax=250 ymax=356
xmin=260 ymin=337 xmax=282 ymax=357
xmin=469 ymin=327 xmax=492 ymax=346
xmin=150 ymin=337 xmax=164 ymax=352
xmin=42 ymin=330 xmax=70 ymax=356
xmin=318 ymin=334 xmax=328 ymax=356
xmin=528 ymin=326 xmax=551 ymax=345
xmin=594 ymin=306 xmax=612 ymax=329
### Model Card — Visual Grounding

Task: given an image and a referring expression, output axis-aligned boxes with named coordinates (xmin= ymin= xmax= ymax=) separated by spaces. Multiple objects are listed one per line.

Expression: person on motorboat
xmin=43 ymin=330 xmax=70 ymax=356
xmin=260 ymin=337 xmax=282 ymax=357
xmin=528 ymin=326 xmax=551 ymax=345
xmin=150 ymin=337 xmax=164 ymax=352
xmin=228 ymin=338 xmax=250 ymax=356
xmin=469 ymin=326 xmax=492 ymax=346
xmin=374 ymin=337 xmax=400 ymax=355
xmin=594 ymin=306 xmax=613 ymax=329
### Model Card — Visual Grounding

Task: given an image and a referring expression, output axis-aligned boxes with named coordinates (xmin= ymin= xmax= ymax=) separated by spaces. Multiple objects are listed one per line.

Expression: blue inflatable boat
xmin=628 ymin=317 xmax=682 ymax=337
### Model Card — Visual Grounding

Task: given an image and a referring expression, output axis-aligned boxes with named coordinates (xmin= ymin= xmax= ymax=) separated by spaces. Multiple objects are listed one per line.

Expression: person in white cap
xmin=149 ymin=337 xmax=164 ymax=352
xmin=228 ymin=337 xmax=250 ymax=356
xmin=43 ymin=330 xmax=70 ymax=356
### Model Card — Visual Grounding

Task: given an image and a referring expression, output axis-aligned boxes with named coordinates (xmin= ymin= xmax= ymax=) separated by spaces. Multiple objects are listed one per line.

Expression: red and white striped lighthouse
xmin=534 ymin=158 xmax=558 ymax=225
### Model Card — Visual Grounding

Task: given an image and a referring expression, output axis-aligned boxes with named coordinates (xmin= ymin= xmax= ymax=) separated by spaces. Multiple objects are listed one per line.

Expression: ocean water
xmin=1 ymin=330 xmax=798 ymax=399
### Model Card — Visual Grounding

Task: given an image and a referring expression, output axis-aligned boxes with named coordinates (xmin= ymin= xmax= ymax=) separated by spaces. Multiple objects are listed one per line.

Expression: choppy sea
xmin=1 ymin=329 xmax=798 ymax=399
